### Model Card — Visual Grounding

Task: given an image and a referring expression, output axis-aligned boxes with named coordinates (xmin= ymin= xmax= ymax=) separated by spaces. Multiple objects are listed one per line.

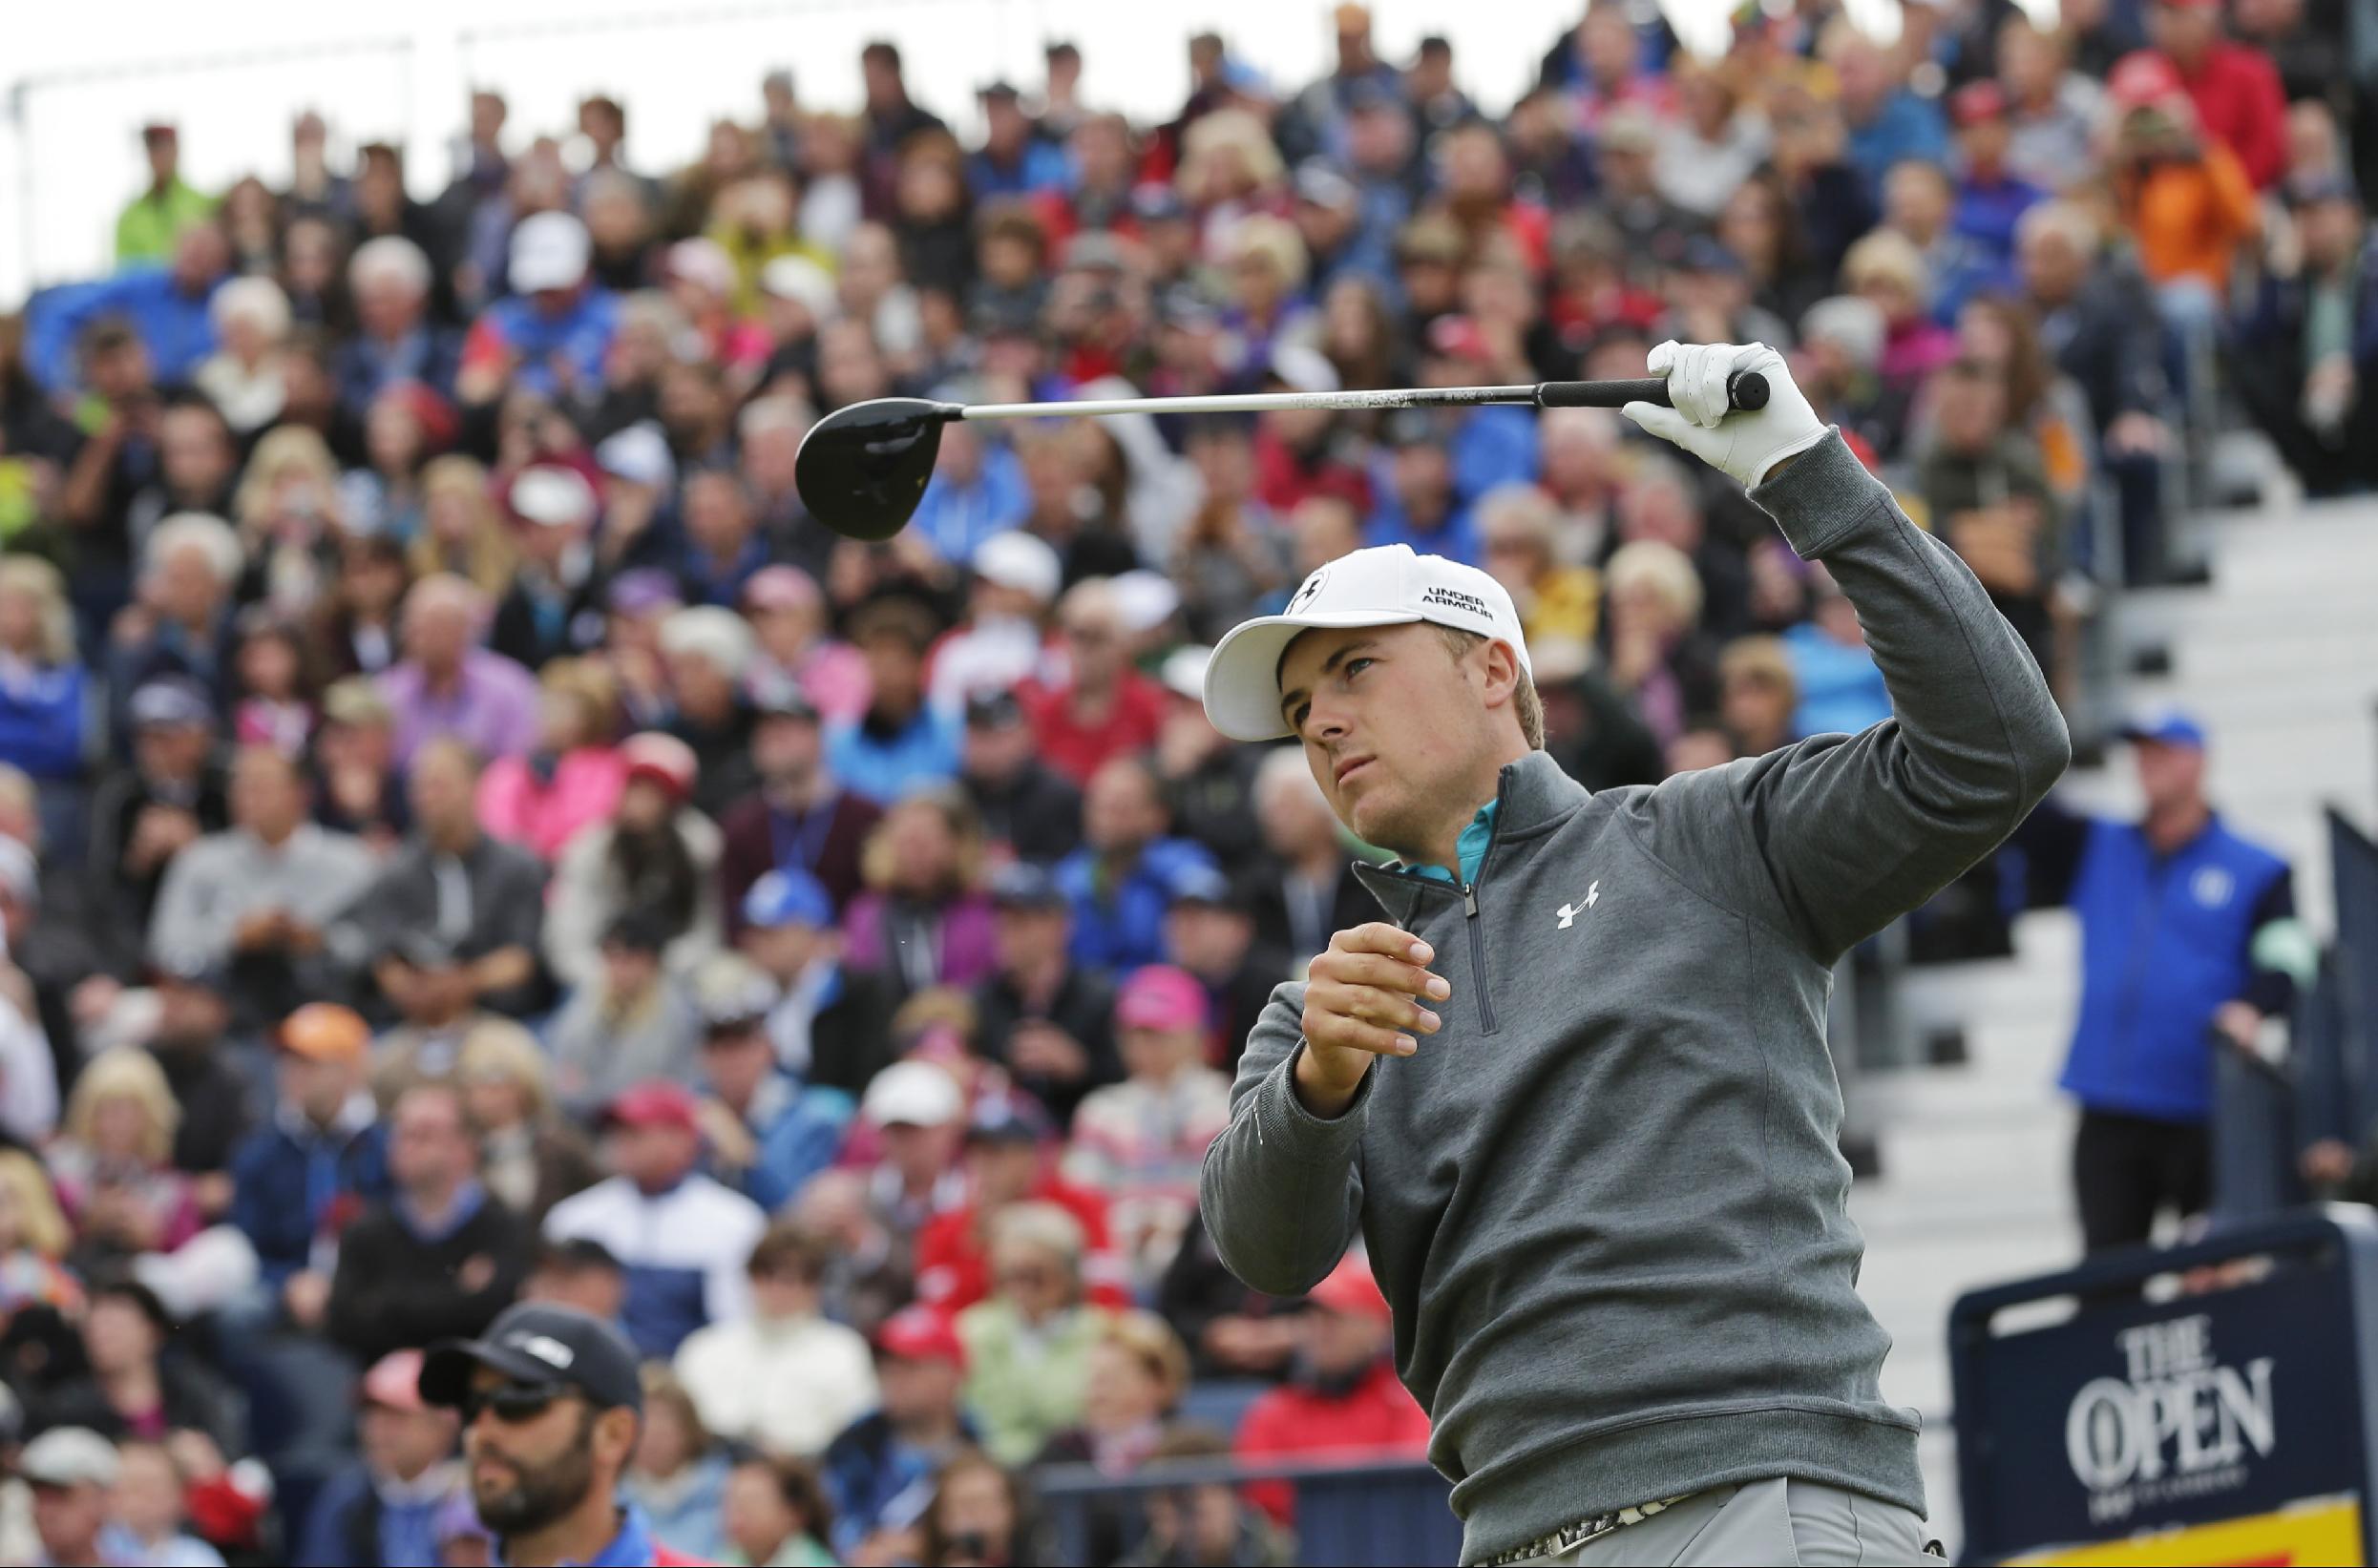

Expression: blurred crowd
xmin=0 ymin=0 xmax=2367 ymax=1561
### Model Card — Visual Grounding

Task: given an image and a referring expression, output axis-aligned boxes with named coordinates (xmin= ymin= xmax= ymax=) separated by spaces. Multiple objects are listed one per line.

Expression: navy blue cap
xmin=1167 ymin=863 xmax=1244 ymax=910
xmin=420 ymin=1302 xmax=643 ymax=1415
xmin=989 ymin=860 xmax=1066 ymax=910
xmin=967 ymin=1098 xmax=1054 ymax=1144
xmin=743 ymin=868 xmax=835 ymax=930
xmin=128 ymin=677 xmax=216 ymax=731
xmin=2119 ymin=709 xmax=2207 ymax=750
xmin=1131 ymin=183 xmax=1189 ymax=222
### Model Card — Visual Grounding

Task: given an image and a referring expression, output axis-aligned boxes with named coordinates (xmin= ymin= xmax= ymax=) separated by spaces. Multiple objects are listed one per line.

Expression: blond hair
xmin=0 ymin=1148 xmax=71 ymax=1258
xmin=858 ymin=785 xmax=984 ymax=894
xmin=64 ymin=1048 xmax=180 ymax=1166
xmin=1606 ymin=539 xmax=1705 ymax=631
xmin=1103 ymin=1310 xmax=1190 ymax=1411
xmin=410 ymin=455 xmax=517 ymax=596
xmin=457 ymin=1016 xmax=557 ymax=1123
xmin=0 ymin=555 xmax=77 ymax=664
xmin=234 ymin=425 xmax=345 ymax=534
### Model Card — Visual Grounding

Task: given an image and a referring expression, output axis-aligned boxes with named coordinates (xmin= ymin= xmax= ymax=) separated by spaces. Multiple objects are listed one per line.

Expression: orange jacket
xmin=2123 ymin=141 xmax=2260 ymax=290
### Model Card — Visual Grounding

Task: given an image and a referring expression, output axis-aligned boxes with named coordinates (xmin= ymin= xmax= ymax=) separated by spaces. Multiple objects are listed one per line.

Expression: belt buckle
xmin=1485 ymin=1493 xmax=1694 ymax=1565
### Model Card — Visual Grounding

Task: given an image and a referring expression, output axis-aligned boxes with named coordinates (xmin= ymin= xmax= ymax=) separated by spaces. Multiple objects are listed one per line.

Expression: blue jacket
xmin=2050 ymin=812 xmax=2291 ymax=1124
xmin=729 ymin=1072 xmax=856 ymax=1213
xmin=0 ymin=662 xmax=88 ymax=780
xmin=1056 ymin=836 xmax=1218 ymax=972
xmin=908 ymin=447 xmax=1030 ymax=567
xmin=1448 ymin=406 xmax=1540 ymax=505
xmin=469 ymin=288 xmax=621 ymax=401
xmin=25 ymin=267 xmax=220 ymax=390
xmin=229 ymin=1107 xmax=393 ymax=1288
xmin=1844 ymin=92 xmax=1950 ymax=200
xmin=826 ymin=708 xmax=963 ymax=805
xmin=822 ymin=1409 xmax=982 ymax=1558
xmin=1363 ymin=486 xmax=1480 ymax=566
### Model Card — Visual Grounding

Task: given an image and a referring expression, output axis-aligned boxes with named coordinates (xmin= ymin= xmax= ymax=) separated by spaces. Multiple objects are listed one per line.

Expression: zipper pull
xmin=1463 ymin=884 xmax=1479 ymax=918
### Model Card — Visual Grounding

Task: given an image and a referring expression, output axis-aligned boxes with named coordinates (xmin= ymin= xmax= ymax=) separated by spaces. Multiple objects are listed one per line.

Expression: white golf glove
xmin=1622 ymin=341 xmax=1829 ymax=489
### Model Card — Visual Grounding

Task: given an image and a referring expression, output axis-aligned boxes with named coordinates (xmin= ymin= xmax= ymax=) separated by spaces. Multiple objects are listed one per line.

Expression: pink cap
xmin=1115 ymin=965 xmax=1210 ymax=1034
xmin=602 ymin=1079 xmax=702 ymax=1135
xmin=743 ymin=565 xmax=822 ymax=613
xmin=621 ymin=732 xmax=698 ymax=805
xmin=364 ymin=1348 xmax=430 ymax=1411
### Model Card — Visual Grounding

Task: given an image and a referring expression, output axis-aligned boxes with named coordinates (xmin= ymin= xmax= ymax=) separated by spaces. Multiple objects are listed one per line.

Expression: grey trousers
xmin=1510 ymin=1479 xmax=1944 ymax=1567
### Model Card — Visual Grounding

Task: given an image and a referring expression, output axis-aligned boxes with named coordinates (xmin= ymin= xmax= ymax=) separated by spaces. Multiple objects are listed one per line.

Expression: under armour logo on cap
xmin=1287 ymin=568 xmax=1329 ymax=614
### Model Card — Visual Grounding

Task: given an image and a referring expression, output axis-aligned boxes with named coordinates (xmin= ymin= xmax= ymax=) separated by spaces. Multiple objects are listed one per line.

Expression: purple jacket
xmin=842 ymin=890 xmax=999 ymax=993
xmin=379 ymin=649 xmax=540 ymax=768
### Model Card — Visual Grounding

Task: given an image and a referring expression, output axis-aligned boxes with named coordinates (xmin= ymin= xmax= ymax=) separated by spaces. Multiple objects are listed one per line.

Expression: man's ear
xmin=1477 ymin=638 xmax=1523 ymax=716
xmin=595 ymin=1406 xmax=640 ymax=1470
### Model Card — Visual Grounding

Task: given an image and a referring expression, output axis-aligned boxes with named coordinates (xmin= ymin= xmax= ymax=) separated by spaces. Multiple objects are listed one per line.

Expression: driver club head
xmin=794 ymin=398 xmax=963 ymax=541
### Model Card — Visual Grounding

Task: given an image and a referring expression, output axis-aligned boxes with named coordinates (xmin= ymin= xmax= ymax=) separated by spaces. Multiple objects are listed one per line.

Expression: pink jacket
xmin=477 ymin=747 xmax=629 ymax=862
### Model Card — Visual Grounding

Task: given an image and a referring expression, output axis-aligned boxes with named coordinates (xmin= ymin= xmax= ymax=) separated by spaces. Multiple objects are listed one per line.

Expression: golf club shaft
xmin=953 ymin=372 xmax=1765 ymax=423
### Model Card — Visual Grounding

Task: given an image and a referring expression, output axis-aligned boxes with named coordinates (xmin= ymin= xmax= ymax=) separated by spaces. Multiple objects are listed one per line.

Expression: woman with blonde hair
xmin=476 ymin=656 xmax=630 ymax=862
xmin=843 ymin=786 xmax=997 ymax=1001
xmin=44 ymin=1049 xmax=262 ymax=1318
xmin=409 ymin=455 xmax=517 ymax=597
xmin=0 ymin=1148 xmax=83 ymax=1330
xmin=456 ymin=1016 xmax=601 ymax=1223
xmin=1221 ymin=216 xmax=1313 ymax=365
xmin=235 ymin=424 xmax=348 ymax=617
xmin=0 ymin=554 xmax=91 ymax=803
xmin=1603 ymin=538 xmax=1721 ymax=751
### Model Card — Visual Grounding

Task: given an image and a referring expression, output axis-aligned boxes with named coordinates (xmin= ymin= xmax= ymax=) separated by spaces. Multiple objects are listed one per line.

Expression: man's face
xmin=2133 ymin=739 xmax=2206 ymax=815
xmin=32 ymin=1479 xmax=104 ymax=1557
xmin=702 ymin=1029 xmax=773 ymax=1105
xmin=1121 ymin=1023 xmax=1200 ymax=1082
xmin=968 ymin=1139 xmax=1041 ymax=1205
xmin=1301 ymin=1305 xmax=1390 ymax=1378
xmin=154 ymin=541 xmax=224 ymax=625
xmin=391 ymin=1092 xmax=473 ymax=1194
xmin=880 ymin=1119 xmax=958 ymax=1185
xmin=751 ymin=713 xmax=822 ymax=787
xmin=1168 ymin=903 xmax=1252 ymax=976
xmin=877 ymin=1353 xmax=961 ymax=1425
xmin=994 ymin=905 xmax=1068 ymax=972
xmin=160 ymin=408 xmax=234 ymax=498
xmin=1280 ymin=622 xmax=1501 ymax=854
xmin=609 ymin=1121 xmax=698 ymax=1189
xmin=280 ymin=1052 xmax=359 ymax=1124
xmin=1391 ymin=442 xmax=1452 ymax=514
xmin=2018 ymin=227 xmax=2086 ymax=304
xmin=1084 ymin=763 xmax=1161 ymax=855
xmin=963 ymin=715 xmax=1033 ymax=781
xmin=407 ymin=599 xmax=473 ymax=674
xmin=410 ymin=745 xmax=480 ymax=844
xmin=742 ymin=918 xmax=827 ymax=980
xmin=135 ymin=720 xmax=209 ymax=782
xmin=231 ymin=751 xmax=305 ymax=841
xmin=464 ymin=1371 xmax=606 ymax=1536
xmin=859 ymin=636 xmax=924 ymax=713
xmin=363 ymin=1400 xmax=459 ymax=1483
xmin=2150 ymin=1 xmax=2216 ymax=61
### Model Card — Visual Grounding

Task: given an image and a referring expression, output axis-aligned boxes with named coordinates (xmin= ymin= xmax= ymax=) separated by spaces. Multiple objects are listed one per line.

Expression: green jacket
xmin=956 ymin=1300 xmax=1114 ymax=1466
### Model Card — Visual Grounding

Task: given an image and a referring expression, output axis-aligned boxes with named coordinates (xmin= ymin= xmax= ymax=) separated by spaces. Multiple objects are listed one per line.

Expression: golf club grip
xmin=1538 ymin=371 xmax=1771 ymax=412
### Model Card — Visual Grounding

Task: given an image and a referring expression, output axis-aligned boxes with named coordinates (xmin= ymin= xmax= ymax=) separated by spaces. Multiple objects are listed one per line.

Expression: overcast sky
xmin=0 ymin=0 xmax=1794 ymax=306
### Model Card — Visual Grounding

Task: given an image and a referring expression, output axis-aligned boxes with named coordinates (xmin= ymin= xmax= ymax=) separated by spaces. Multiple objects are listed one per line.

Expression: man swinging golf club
xmin=1199 ymin=342 xmax=2070 ymax=1567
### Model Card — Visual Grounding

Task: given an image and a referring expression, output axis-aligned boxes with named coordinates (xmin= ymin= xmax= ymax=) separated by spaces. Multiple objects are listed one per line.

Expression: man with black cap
xmin=973 ymin=861 xmax=1119 ymax=1122
xmin=420 ymin=1301 xmax=705 ymax=1566
xmin=1165 ymin=865 xmax=1285 ymax=1075
xmin=716 ymin=683 xmax=881 ymax=930
xmin=959 ymin=689 xmax=1083 ymax=867
xmin=85 ymin=676 xmax=230 ymax=962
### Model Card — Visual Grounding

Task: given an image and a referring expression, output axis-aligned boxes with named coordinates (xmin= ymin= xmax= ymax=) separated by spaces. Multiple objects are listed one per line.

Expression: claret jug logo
xmin=2063 ymin=1314 xmax=2275 ymax=1525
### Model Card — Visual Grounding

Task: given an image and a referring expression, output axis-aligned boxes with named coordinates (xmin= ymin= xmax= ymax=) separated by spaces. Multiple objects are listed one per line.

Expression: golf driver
xmin=794 ymin=370 xmax=1769 ymax=541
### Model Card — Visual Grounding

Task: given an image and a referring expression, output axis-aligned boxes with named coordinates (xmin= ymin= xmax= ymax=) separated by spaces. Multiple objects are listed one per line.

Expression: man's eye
xmin=1344 ymin=659 xmax=1374 ymax=679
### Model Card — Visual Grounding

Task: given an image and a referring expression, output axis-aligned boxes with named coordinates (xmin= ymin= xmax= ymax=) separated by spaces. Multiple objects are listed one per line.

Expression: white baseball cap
xmin=862 ymin=1060 xmax=963 ymax=1129
xmin=1202 ymin=544 xmax=1530 ymax=742
xmin=510 ymin=212 xmax=590 ymax=294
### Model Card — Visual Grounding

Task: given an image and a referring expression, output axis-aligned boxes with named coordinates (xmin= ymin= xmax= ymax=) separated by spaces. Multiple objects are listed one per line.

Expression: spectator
xmin=735 ymin=868 xmax=896 ymax=1095
xmin=1602 ymin=539 xmax=1719 ymax=753
xmin=33 ymin=1277 xmax=244 ymax=1457
xmin=379 ymin=575 xmax=542 ymax=769
xmin=116 ymin=125 xmax=217 ymax=265
xmin=1057 ymin=759 xmax=1219 ymax=973
xmin=740 ymin=567 xmax=868 ymax=725
xmin=1233 ymin=1255 xmax=1429 ymax=1525
xmin=2106 ymin=59 xmax=2259 ymax=325
xmin=1781 ymin=568 xmax=1891 ymax=739
xmin=0 ymin=557 xmax=90 ymax=806
xmin=327 ymin=1083 xmax=529 ymax=1368
xmin=298 ymin=1349 xmax=464 ymax=1568
xmin=416 ymin=1301 xmax=656 ymax=1567
xmin=916 ymin=1448 xmax=1041 ymax=1568
xmin=1165 ymin=867 xmax=1283 ymax=1073
xmin=456 ymin=1017 xmax=603 ymax=1225
xmin=2138 ymin=0 xmax=2288 ymax=188
xmin=99 ymin=1437 xmax=223 ymax=1568
xmin=137 ymin=961 xmax=251 ymax=1189
xmin=1823 ymin=21 xmax=1950 ymax=199
xmin=543 ymin=1079 xmax=767 ymax=1358
xmin=958 ymin=690 xmax=1083 ymax=868
xmin=409 ymin=459 xmax=517 ymax=600
xmin=1996 ymin=18 xmax=2105 ymax=194
xmin=1035 ymin=1312 xmax=1192 ymax=1562
xmin=46 ymin=1050 xmax=207 ymax=1295
xmin=857 ymin=1060 xmax=970 ymax=1252
xmin=106 ymin=512 xmax=241 ymax=740
xmin=717 ymin=686 xmax=883 ymax=931
xmin=1365 ymin=412 xmax=1478 ymax=564
xmin=623 ymin=1366 xmax=732 ymax=1561
xmin=721 ymin=1454 xmax=836 ymax=1568
xmin=1918 ymin=356 xmax=2061 ymax=670
xmin=545 ymin=732 xmax=723 ymax=993
xmin=354 ymin=739 xmax=552 ymax=1027
xmin=456 ymin=213 xmax=620 ymax=407
xmin=1019 ymin=579 xmax=1168 ymax=787
xmin=228 ymin=1003 xmax=390 ymax=1327
xmin=147 ymin=744 xmax=375 ymax=1032
xmin=474 ymin=657 xmax=629 ymax=863
xmin=194 ymin=276 xmax=292 ymax=437
xmin=843 ymin=787 xmax=999 ymax=1002
xmin=2233 ymin=176 xmax=2378 ymax=498
xmin=909 ymin=420 xmax=1033 ymax=572
xmin=677 ymin=1223 xmax=879 ymax=1458
xmin=690 ymin=952 xmax=853 ymax=1209
xmin=1064 ymin=966 xmax=1233 ymax=1293
xmin=963 ymin=863 xmax=1115 ymax=1126
xmin=1716 ymin=637 xmax=1799 ymax=759
xmin=958 ymin=1200 xmax=1112 ymax=1466
xmin=826 ymin=596 xmax=962 ymax=805
xmin=1121 ymin=1424 xmax=1295 ymax=1567
xmin=312 ymin=677 xmax=410 ymax=848
xmin=930 ymin=533 xmax=1062 ymax=715
xmin=1476 ymin=482 xmax=1598 ymax=668
xmin=488 ymin=466 xmax=609 ymax=675
xmin=915 ymin=1099 xmax=1122 ymax=1315
xmin=1246 ymin=745 xmax=1374 ymax=968
xmin=2019 ymin=713 xmax=2300 ymax=1253
xmin=820 ymin=1306 xmax=978 ymax=1561
xmin=1945 ymin=83 xmax=2043 ymax=271
xmin=23 ymin=1428 xmax=121 ymax=1568
xmin=662 ymin=606 xmax=762 ymax=821
xmin=335 ymin=238 xmax=462 ymax=418
xmin=547 ymin=910 xmax=705 ymax=1117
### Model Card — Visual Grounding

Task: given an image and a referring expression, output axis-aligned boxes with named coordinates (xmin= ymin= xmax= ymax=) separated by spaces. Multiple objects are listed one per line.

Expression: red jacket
xmin=1018 ymin=671 xmax=1168 ymax=786
xmin=1234 ymin=1359 xmax=1433 ymax=1524
xmin=2172 ymin=42 xmax=2288 ymax=189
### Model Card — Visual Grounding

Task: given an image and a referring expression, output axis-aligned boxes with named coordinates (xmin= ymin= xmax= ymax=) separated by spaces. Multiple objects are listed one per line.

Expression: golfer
xmin=1198 ymin=342 xmax=2069 ymax=1566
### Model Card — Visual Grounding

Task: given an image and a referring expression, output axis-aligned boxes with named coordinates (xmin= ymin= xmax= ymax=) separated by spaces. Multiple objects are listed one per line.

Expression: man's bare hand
xmin=1295 ymin=924 xmax=1448 ymax=1117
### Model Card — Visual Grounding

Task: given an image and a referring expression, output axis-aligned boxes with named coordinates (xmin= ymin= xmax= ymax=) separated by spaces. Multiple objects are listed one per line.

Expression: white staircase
xmin=1845 ymin=484 xmax=2378 ymax=1555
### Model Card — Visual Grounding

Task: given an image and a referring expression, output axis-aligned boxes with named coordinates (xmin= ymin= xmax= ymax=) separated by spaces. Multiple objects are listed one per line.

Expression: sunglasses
xmin=462 ymin=1380 xmax=568 ymax=1426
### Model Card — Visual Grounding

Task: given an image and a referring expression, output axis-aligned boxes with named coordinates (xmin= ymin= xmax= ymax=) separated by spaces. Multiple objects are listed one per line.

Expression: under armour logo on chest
xmin=1556 ymin=882 xmax=1600 ymax=929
